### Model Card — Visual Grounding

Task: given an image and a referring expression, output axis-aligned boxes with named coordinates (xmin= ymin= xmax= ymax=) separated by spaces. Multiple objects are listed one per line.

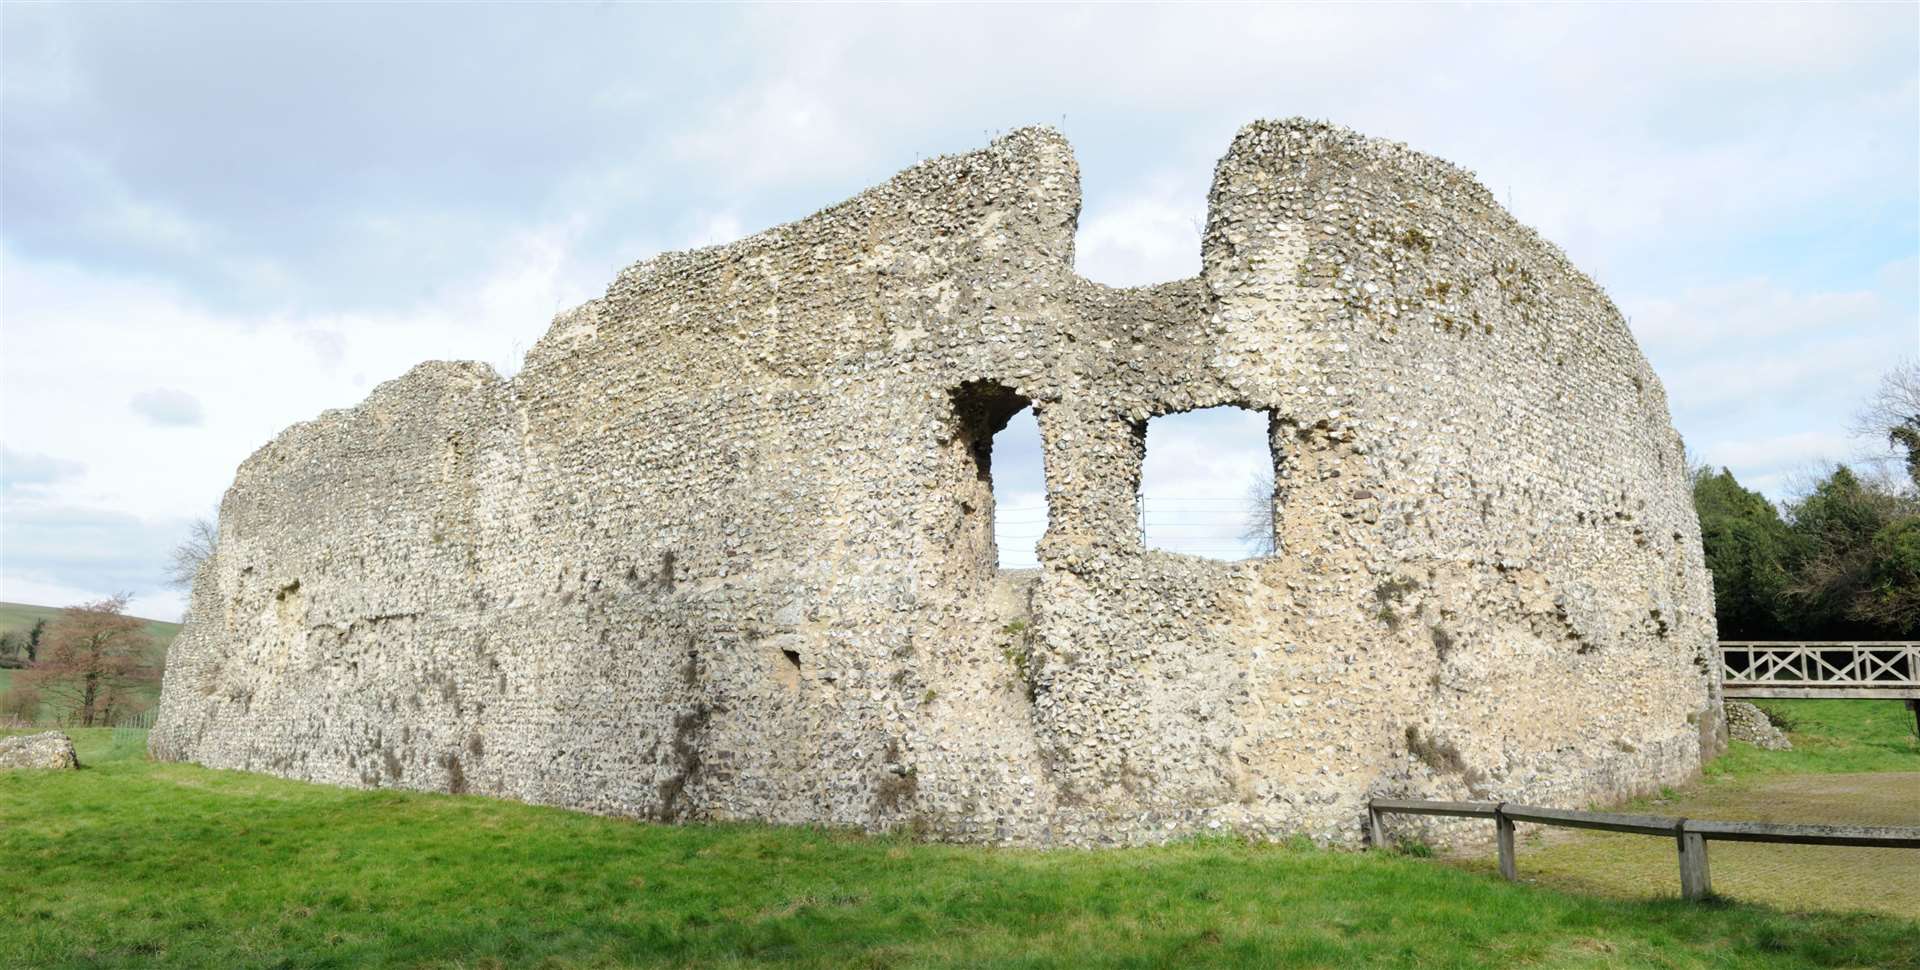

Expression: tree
xmin=1784 ymin=465 xmax=1920 ymax=638
xmin=1857 ymin=516 xmax=1920 ymax=635
xmin=18 ymin=594 xmax=158 ymax=727
xmin=1240 ymin=467 xmax=1278 ymax=556
xmin=26 ymin=618 xmax=45 ymax=662
xmin=1692 ymin=467 xmax=1798 ymax=638
xmin=0 ymin=685 xmax=40 ymax=726
xmin=166 ymin=516 xmax=219 ymax=591
xmin=1852 ymin=361 xmax=1920 ymax=489
xmin=0 ymin=631 xmax=23 ymax=669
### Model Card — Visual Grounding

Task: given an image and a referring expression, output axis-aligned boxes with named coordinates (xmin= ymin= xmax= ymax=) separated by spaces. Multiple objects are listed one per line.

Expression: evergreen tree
xmin=1691 ymin=468 xmax=1797 ymax=638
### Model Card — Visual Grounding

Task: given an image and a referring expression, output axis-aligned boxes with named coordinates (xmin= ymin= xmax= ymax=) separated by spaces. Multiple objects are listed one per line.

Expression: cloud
xmin=1656 ymin=332 xmax=1890 ymax=413
xmin=296 ymin=328 xmax=348 ymax=370
xmin=1 ymin=219 xmax=596 ymax=534
xmin=128 ymin=387 xmax=205 ymax=427
xmin=1074 ymin=174 xmax=1205 ymax=287
xmin=0 ymin=3 xmax=1913 ymax=606
xmin=0 ymin=500 xmax=187 ymax=618
xmin=669 ymin=79 xmax=874 ymax=192
xmin=1626 ymin=279 xmax=1887 ymax=357
xmin=684 ymin=212 xmax=747 ymax=250
xmin=0 ymin=447 xmax=84 ymax=493
xmin=1698 ymin=430 xmax=1857 ymax=479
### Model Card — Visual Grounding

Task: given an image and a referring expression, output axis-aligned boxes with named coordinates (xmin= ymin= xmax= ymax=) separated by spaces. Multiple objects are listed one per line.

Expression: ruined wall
xmin=153 ymin=120 xmax=1721 ymax=846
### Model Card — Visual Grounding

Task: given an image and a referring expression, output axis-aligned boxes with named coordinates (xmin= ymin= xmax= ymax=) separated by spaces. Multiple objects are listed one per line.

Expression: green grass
xmin=3 ymin=731 xmax=1916 ymax=969
xmin=1707 ymin=699 xmax=1920 ymax=777
xmin=1449 ymin=700 xmax=1920 ymax=918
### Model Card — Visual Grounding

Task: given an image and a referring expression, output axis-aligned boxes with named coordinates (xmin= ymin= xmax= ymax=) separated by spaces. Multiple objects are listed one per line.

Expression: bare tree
xmin=1240 ymin=467 xmax=1278 ymax=556
xmin=165 ymin=516 xmax=218 ymax=590
xmin=1852 ymin=360 xmax=1920 ymax=489
xmin=0 ymin=684 xmax=41 ymax=727
xmin=18 ymin=594 xmax=158 ymax=727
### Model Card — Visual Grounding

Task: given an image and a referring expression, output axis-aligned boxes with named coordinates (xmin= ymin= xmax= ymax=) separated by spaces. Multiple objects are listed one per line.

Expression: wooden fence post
xmin=1367 ymin=801 xmax=1385 ymax=849
xmin=1495 ymin=804 xmax=1517 ymax=881
xmin=1677 ymin=823 xmax=1711 ymax=901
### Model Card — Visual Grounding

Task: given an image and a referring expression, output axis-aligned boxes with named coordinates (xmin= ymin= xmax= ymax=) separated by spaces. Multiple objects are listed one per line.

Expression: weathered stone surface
xmin=151 ymin=120 xmax=1723 ymax=846
xmin=1726 ymin=701 xmax=1791 ymax=751
xmin=0 ymin=731 xmax=79 ymax=770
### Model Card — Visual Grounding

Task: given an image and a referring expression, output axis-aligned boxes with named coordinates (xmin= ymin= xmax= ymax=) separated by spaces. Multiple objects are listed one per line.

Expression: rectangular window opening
xmin=1137 ymin=405 xmax=1280 ymax=561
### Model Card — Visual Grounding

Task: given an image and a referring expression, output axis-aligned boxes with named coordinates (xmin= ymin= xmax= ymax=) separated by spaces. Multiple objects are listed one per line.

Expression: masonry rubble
xmin=0 ymin=731 xmax=79 ymax=770
xmin=1724 ymin=701 xmax=1791 ymax=751
xmin=152 ymin=119 xmax=1724 ymax=846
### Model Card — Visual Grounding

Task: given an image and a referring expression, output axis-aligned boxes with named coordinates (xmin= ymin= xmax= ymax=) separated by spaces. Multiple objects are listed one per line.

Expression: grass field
xmin=2 ymin=730 xmax=1917 ymax=969
xmin=1446 ymin=700 xmax=1920 ymax=919
xmin=1707 ymin=698 xmax=1920 ymax=776
xmin=0 ymin=601 xmax=181 ymax=718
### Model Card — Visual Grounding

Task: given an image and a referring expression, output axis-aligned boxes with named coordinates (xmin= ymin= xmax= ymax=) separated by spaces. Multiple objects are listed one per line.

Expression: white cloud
xmin=669 ymin=79 xmax=874 ymax=192
xmin=0 ymin=223 xmax=601 ymax=611
xmin=1699 ymin=430 xmax=1856 ymax=476
xmin=0 ymin=3 xmax=1914 ymax=605
xmin=684 ymin=212 xmax=747 ymax=250
xmin=1627 ymin=279 xmax=1885 ymax=356
xmin=0 ymin=447 xmax=84 ymax=493
xmin=128 ymin=387 xmax=205 ymax=427
xmin=1074 ymin=175 xmax=1204 ymax=288
xmin=0 ymin=500 xmax=191 ymax=618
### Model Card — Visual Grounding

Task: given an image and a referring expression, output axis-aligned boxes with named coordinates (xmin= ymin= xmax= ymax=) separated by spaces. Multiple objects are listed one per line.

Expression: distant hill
xmin=0 ymin=601 xmax=182 ymax=649
xmin=0 ymin=602 xmax=182 ymax=712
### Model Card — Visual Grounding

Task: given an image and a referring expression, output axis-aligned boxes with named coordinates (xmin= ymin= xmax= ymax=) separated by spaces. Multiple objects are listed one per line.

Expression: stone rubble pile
xmin=0 ymin=731 xmax=79 ymax=770
xmin=1725 ymin=701 xmax=1792 ymax=751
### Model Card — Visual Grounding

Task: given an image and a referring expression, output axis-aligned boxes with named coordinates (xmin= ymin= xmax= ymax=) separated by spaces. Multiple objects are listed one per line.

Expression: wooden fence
xmin=1368 ymin=798 xmax=1920 ymax=901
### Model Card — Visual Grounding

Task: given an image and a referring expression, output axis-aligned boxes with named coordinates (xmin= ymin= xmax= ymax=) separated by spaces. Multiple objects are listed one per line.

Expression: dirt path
xmin=1448 ymin=773 xmax=1920 ymax=917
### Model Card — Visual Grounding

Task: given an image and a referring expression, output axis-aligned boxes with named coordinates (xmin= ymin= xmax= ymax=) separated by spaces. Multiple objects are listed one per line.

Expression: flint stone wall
xmin=152 ymin=120 xmax=1722 ymax=845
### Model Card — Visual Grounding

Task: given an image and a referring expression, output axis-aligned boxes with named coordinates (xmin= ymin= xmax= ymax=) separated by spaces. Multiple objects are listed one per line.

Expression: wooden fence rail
xmin=1368 ymin=798 xmax=1920 ymax=901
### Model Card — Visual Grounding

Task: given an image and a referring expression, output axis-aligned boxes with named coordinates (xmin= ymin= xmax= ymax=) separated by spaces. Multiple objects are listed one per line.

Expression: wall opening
xmin=950 ymin=381 xmax=1045 ymax=571
xmin=1138 ymin=405 xmax=1278 ymax=560
xmin=1072 ymin=174 xmax=1207 ymax=287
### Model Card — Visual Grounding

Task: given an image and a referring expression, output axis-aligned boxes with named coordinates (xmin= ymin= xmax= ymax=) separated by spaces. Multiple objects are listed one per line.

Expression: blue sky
xmin=2 ymin=3 xmax=1914 ymax=617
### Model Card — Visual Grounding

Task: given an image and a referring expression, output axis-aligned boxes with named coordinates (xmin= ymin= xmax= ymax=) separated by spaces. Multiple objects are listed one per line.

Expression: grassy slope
xmin=0 ymin=602 xmax=183 ymax=649
xmin=0 ymin=601 xmax=181 ymax=713
xmin=1 ymin=732 xmax=1915 ymax=970
xmin=1707 ymin=698 xmax=1920 ymax=776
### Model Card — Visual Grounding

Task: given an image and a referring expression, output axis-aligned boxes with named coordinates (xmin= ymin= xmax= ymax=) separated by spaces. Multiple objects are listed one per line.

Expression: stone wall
xmin=152 ymin=120 xmax=1722 ymax=846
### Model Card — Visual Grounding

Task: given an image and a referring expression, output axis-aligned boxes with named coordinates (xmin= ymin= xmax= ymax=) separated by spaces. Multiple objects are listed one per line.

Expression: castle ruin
xmin=152 ymin=120 xmax=1724 ymax=845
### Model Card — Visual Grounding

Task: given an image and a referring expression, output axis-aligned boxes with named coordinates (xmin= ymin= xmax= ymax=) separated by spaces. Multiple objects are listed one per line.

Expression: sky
xmin=2 ymin=3 xmax=1915 ymax=617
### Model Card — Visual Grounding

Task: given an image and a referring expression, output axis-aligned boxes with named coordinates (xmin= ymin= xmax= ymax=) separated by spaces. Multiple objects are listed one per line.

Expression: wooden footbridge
xmin=1719 ymin=641 xmax=1920 ymax=700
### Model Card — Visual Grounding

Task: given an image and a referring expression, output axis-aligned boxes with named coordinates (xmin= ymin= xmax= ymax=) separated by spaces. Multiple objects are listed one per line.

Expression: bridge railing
xmin=1368 ymin=798 xmax=1920 ymax=901
xmin=1719 ymin=641 xmax=1920 ymax=699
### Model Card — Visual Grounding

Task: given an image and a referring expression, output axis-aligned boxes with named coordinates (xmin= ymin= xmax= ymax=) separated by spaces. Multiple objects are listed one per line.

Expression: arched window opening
xmin=990 ymin=407 xmax=1046 ymax=569
xmin=949 ymin=381 xmax=1047 ymax=572
xmin=1138 ymin=405 xmax=1278 ymax=560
